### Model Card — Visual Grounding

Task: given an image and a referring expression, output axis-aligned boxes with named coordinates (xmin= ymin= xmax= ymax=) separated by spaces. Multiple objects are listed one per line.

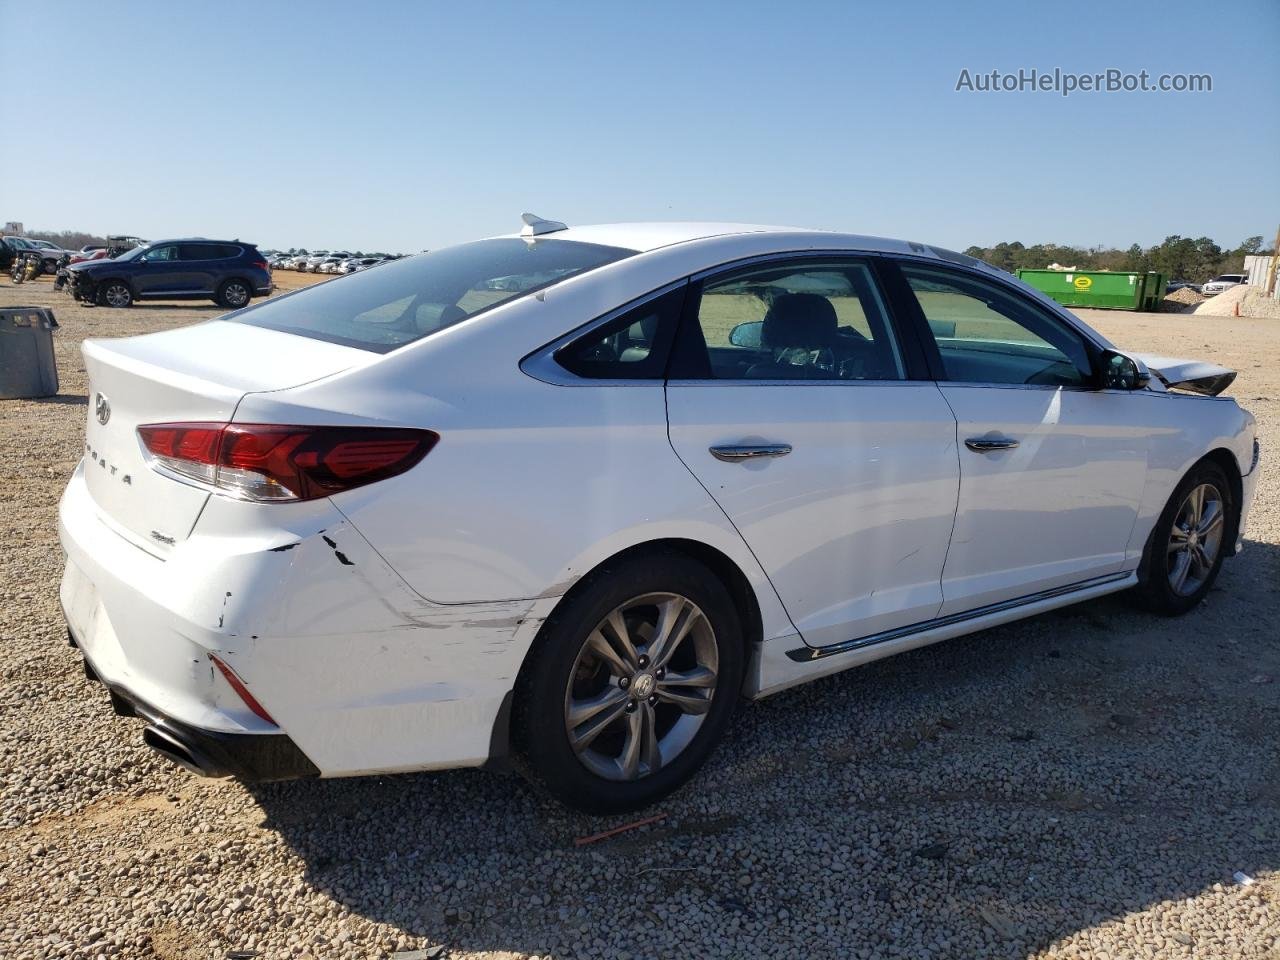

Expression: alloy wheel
xmin=224 ymin=282 xmax=249 ymax=307
xmin=1167 ymin=482 xmax=1224 ymax=596
xmin=103 ymin=284 xmax=131 ymax=307
xmin=563 ymin=593 xmax=719 ymax=782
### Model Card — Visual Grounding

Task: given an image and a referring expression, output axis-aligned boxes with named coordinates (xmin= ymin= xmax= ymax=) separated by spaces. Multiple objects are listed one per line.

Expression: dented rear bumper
xmin=71 ymin=630 xmax=318 ymax=781
xmin=58 ymin=461 xmax=558 ymax=778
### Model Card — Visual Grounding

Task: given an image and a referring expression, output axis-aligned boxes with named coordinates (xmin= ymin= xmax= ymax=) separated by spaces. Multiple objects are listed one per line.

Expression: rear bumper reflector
xmin=70 ymin=628 xmax=318 ymax=781
xmin=210 ymin=653 xmax=278 ymax=725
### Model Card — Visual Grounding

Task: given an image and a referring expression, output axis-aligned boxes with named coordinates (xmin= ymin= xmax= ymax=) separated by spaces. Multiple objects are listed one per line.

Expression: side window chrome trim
xmin=934 ymin=381 xmax=1097 ymax=392
xmin=689 ymin=249 xmax=889 ymax=283
xmin=666 ymin=378 xmax=924 ymax=388
xmin=519 ymin=279 xmax=688 ymax=387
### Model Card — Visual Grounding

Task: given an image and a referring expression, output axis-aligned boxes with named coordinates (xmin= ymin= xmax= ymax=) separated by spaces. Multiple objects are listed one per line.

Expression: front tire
xmin=1135 ymin=460 xmax=1233 ymax=615
xmin=99 ymin=281 xmax=132 ymax=308
xmin=513 ymin=552 xmax=744 ymax=813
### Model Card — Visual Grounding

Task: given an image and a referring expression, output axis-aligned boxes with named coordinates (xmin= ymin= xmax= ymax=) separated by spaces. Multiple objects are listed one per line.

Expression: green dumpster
xmin=1016 ymin=269 xmax=1159 ymax=311
xmin=1138 ymin=271 xmax=1166 ymax=312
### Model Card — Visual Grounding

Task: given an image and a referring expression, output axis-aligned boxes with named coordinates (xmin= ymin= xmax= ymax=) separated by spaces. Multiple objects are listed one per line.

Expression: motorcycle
xmin=10 ymin=252 xmax=40 ymax=284
xmin=52 ymin=253 xmax=72 ymax=293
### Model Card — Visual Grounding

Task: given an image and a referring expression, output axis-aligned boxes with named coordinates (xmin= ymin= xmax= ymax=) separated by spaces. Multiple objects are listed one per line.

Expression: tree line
xmin=24 ymin=229 xmax=110 ymax=252
xmin=18 ymin=228 xmax=1272 ymax=283
xmin=963 ymin=235 xmax=1271 ymax=282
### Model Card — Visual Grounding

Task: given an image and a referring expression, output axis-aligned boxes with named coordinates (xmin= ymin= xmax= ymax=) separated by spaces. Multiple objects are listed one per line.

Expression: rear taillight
xmin=254 ymin=259 xmax=269 ymax=271
xmin=137 ymin=422 xmax=437 ymax=501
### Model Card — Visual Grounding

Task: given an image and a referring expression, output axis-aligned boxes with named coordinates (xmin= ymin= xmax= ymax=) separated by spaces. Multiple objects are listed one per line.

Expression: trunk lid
xmin=81 ymin=320 xmax=372 ymax=553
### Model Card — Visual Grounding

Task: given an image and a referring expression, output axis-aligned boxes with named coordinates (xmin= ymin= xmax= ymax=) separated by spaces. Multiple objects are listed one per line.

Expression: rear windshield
xmin=230 ymin=238 xmax=635 ymax=352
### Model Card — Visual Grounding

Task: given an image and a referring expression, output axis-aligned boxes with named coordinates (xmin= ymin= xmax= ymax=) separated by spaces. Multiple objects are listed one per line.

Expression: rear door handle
xmin=964 ymin=437 xmax=1019 ymax=452
xmin=709 ymin=444 xmax=793 ymax=463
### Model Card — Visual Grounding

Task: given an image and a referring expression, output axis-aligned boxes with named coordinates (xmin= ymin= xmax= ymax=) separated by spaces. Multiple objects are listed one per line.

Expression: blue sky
xmin=2 ymin=0 xmax=1276 ymax=253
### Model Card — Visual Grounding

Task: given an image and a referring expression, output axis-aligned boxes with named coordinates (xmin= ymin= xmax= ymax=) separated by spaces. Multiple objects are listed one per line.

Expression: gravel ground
xmin=2 ymin=281 xmax=1277 ymax=960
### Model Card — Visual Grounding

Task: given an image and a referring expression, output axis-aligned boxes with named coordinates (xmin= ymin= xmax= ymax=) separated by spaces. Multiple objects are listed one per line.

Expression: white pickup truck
xmin=1201 ymin=273 xmax=1249 ymax=296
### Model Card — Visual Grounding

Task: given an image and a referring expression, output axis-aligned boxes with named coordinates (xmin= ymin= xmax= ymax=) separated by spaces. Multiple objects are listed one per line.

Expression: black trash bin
xmin=0 ymin=307 xmax=59 ymax=399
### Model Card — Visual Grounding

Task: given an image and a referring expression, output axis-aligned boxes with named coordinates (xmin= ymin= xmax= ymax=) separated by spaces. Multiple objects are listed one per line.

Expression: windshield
xmin=114 ymin=244 xmax=150 ymax=262
xmin=230 ymin=238 xmax=635 ymax=352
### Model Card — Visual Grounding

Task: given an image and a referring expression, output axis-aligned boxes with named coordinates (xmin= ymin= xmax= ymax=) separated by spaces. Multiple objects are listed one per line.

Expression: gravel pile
xmin=2 ymin=284 xmax=1278 ymax=959
xmin=1196 ymin=285 xmax=1280 ymax=320
xmin=1161 ymin=288 xmax=1208 ymax=314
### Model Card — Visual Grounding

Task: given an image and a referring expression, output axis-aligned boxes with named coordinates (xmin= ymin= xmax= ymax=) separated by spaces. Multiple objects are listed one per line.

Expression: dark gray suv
xmin=66 ymin=239 xmax=272 ymax=308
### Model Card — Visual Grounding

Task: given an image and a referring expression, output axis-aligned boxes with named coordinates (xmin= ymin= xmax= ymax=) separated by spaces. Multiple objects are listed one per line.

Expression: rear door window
xmin=675 ymin=259 xmax=906 ymax=381
xmin=231 ymin=238 xmax=635 ymax=352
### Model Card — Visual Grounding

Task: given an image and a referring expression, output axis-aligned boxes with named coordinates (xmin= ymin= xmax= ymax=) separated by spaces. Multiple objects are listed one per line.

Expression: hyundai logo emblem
xmin=94 ymin=392 xmax=111 ymax=425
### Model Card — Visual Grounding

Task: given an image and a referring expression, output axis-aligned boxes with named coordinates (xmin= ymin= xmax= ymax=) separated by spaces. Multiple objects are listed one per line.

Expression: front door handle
xmin=709 ymin=444 xmax=793 ymax=463
xmin=964 ymin=437 xmax=1019 ymax=452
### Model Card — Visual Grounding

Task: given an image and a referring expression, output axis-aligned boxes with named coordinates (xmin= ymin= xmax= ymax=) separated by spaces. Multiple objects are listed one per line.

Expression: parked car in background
xmin=1201 ymin=274 xmax=1248 ymax=296
xmin=27 ymin=238 xmax=75 ymax=259
xmin=341 ymin=257 xmax=384 ymax=273
xmin=2 ymin=236 xmax=72 ymax=274
xmin=58 ymin=219 xmax=1259 ymax=812
xmin=66 ymin=239 xmax=271 ymax=308
xmin=1166 ymin=280 xmax=1201 ymax=294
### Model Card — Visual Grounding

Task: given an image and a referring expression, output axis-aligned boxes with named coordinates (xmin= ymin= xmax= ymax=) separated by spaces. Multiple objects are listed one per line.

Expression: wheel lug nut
xmin=624 ymin=701 xmax=637 ymax=713
xmin=655 ymin=668 xmax=665 ymax=680
xmin=618 ymin=676 xmax=630 ymax=689
xmin=637 ymin=655 xmax=650 ymax=669
xmin=648 ymin=695 xmax=658 ymax=706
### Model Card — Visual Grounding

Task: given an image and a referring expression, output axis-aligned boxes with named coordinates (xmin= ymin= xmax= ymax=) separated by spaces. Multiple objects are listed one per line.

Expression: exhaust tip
xmin=142 ymin=725 xmax=224 ymax=778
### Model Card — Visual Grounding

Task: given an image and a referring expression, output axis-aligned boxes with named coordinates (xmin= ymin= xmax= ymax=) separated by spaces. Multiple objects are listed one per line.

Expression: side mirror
xmin=1100 ymin=350 xmax=1150 ymax=390
xmin=729 ymin=320 xmax=764 ymax=348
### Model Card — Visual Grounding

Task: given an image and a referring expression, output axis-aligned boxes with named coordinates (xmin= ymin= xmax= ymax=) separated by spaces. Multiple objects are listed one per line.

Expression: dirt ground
xmin=1 ymin=278 xmax=1277 ymax=959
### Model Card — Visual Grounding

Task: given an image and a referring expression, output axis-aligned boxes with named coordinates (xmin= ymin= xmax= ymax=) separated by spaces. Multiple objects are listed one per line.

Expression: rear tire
xmin=1134 ymin=460 xmax=1233 ymax=615
xmin=513 ymin=552 xmax=743 ymax=813
xmin=216 ymin=278 xmax=252 ymax=309
xmin=99 ymin=281 xmax=132 ymax=308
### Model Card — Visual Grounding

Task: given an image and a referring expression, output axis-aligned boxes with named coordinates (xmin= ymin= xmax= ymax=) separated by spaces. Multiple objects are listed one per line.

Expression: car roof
xmin=494 ymin=221 xmax=945 ymax=260
xmin=147 ymin=238 xmax=254 ymax=245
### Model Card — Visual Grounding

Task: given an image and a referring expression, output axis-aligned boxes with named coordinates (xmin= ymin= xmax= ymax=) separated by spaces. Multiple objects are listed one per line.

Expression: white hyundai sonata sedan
xmin=60 ymin=217 xmax=1260 ymax=811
